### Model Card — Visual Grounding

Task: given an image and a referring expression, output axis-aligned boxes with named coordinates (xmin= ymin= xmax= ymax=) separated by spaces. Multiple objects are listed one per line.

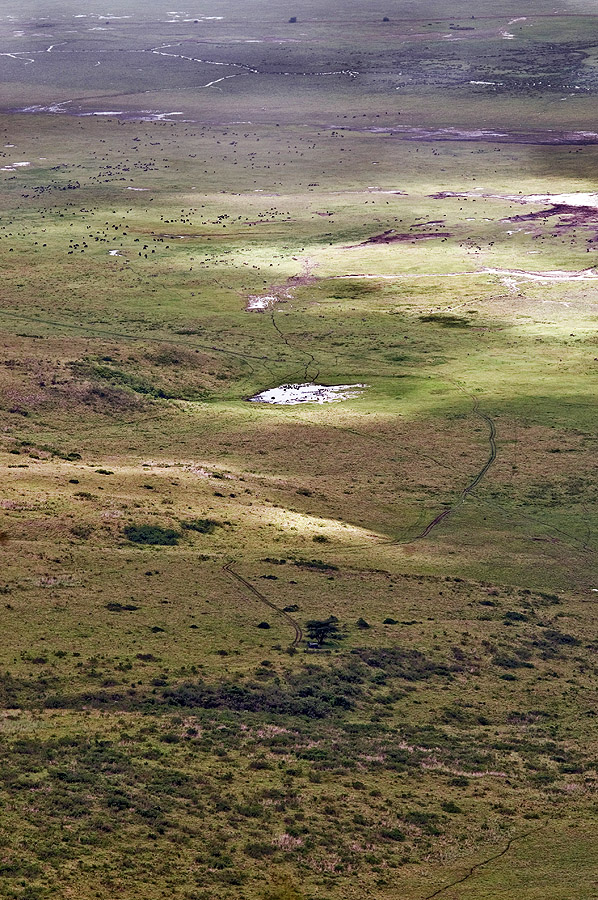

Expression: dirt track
xmin=399 ymin=392 xmax=496 ymax=544
xmin=223 ymin=561 xmax=303 ymax=646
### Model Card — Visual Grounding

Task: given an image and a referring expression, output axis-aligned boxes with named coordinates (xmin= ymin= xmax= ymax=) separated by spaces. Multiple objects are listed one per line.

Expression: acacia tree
xmin=305 ymin=616 xmax=343 ymax=645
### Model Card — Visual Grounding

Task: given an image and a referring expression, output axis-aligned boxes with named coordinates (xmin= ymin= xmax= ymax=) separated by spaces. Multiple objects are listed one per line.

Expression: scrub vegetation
xmin=0 ymin=1 xmax=597 ymax=899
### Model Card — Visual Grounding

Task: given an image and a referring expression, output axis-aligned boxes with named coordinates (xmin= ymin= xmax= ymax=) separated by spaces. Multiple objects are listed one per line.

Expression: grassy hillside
xmin=0 ymin=3 xmax=597 ymax=899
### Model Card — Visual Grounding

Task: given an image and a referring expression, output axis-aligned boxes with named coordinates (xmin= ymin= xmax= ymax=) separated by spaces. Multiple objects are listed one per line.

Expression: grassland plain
xmin=0 ymin=2 xmax=597 ymax=899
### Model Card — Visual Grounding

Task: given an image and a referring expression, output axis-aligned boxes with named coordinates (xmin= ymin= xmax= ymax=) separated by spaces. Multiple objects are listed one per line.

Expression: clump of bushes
xmin=292 ymin=558 xmax=338 ymax=572
xmin=70 ymin=524 xmax=93 ymax=539
xmin=162 ymin=665 xmax=361 ymax=718
xmin=244 ymin=840 xmax=275 ymax=859
xmin=181 ymin=518 xmax=220 ymax=534
xmin=124 ymin=524 xmax=180 ymax=545
xmin=351 ymin=647 xmax=453 ymax=681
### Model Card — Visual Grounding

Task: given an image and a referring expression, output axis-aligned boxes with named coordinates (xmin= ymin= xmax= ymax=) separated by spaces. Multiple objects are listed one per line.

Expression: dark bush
xmin=351 ymin=647 xmax=452 ymax=681
xmin=162 ymin=665 xmax=361 ymax=718
xmin=492 ymin=653 xmax=532 ymax=669
xmin=181 ymin=518 xmax=220 ymax=534
xmin=441 ymin=801 xmax=462 ymax=814
xmin=244 ymin=840 xmax=275 ymax=858
xmin=292 ymin=558 xmax=338 ymax=572
xmin=380 ymin=826 xmax=406 ymax=842
xmin=504 ymin=611 xmax=529 ymax=622
xmin=70 ymin=523 xmax=93 ymax=539
xmin=539 ymin=629 xmax=580 ymax=647
xmin=124 ymin=524 xmax=180 ymax=545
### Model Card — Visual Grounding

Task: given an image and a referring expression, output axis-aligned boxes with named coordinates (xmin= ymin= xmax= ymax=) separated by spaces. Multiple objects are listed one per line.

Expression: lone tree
xmin=305 ymin=616 xmax=343 ymax=645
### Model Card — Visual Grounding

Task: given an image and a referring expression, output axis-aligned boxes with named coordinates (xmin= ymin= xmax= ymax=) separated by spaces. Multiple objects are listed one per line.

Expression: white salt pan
xmin=246 ymin=295 xmax=279 ymax=310
xmin=249 ymin=383 xmax=367 ymax=405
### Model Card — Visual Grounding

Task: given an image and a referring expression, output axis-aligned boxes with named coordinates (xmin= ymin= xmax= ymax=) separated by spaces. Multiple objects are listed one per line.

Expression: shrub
xmin=404 ymin=810 xmax=441 ymax=834
xmin=124 ymin=524 xmax=180 ymax=545
xmin=244 ymin=840 xmax=275 ymax=859
xmin=449 ymin=776 xmax=469 ymax=787
xmin=380 ymin=826 xmax=406 ymax=842
xmin=351 ymin=647 xmax=452 ymax=681
xmin=540 ymin=629 xmax=580 ymax=647
xmin=504 ymin=611 xmax=529 ymax=623
xmin=441 ymin=801 xmax=462 ymax=814
xmin=181 ymin=518 xmax=220 ymax=534
xmin=492 ymin=653 xmax=532 ymax=669
xmin=70 ymin=523 xmax=93 ymax=539
xmin=292 ymin=558 xmax=338 ymax=572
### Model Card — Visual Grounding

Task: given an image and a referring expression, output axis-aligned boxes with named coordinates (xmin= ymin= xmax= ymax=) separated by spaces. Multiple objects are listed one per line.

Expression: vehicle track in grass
xmin=269 ymin=310 xmax=318 ymax=383
xmin=222 ymin=561 xmax=303 ymax=646
xmin=423 ymin=820 xmax=551 ymax=900
xmin=400 ymin=392 xmax=497 ymax=543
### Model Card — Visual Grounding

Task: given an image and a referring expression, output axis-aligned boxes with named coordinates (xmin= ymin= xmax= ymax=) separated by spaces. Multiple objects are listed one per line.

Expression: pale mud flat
xmin=1 ymin=160 xmax=30 ymax=171
xmin=483 ymin=266 xmax=598 ymax=283
xmin=358 ymin=126 xmax=598 ymax=145
xmin=15 ymin=105 xmax=185 ymax=123
xmin=246 ymin=293 xmax=287 ymax=311
xmin=432 ymin=189 xmax=598 ymax=208
xmin=523 ymin=192 xmax=598 ymax=208
xmin=333 ymin=267 xmax=598 ymax=283
xmin=249 ymin=383 xmax=367 ymax=405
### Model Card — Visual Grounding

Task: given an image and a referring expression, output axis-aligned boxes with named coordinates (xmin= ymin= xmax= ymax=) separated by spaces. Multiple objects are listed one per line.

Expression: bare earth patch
xmin=352 ymin=230 xmax=451 ymax=248
xmin=245 ymin=257 xmax=317 ymax=311
xmin=482 ymin=267 xmax=598 ymax=283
